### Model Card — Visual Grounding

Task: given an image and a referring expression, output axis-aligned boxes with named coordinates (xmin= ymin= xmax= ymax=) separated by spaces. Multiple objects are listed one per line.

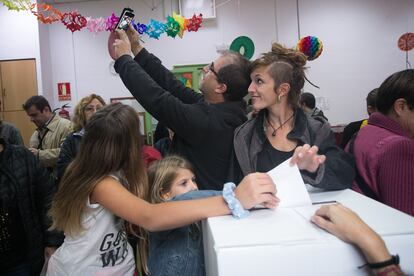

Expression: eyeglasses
xmin=209 ymin=62 xmax=224 ymax=83
xmin=84 ymin=105 xmax=102 ymax=112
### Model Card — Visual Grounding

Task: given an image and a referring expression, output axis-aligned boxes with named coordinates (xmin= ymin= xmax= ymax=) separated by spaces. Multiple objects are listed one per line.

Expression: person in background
xmin=46 ymin=103 xmax=277 ymax=275
xmin=349 ymin=69 xmax=414 ymax=216
xmin=112 ymin=26 xmax=251 ymax=191
xmin=340 ymin=88 xmax=378 ymax=148
xmin=23 ymin=95 xmax=72 ymax=176
xmin=56 ymin=93 xmax=106 ymax=182
xmin=0 ymin=124 xmax=62 ymax=275
xmin=0 ymin=119 xmax=23 ymax=146
xmin=299 ymin=92 xmax=329 ymax=122
xmin=312 ymin=204 xmax=403 ymax=276
xmin=148 ymin=155 xmax=222 ymax=276
xmin=229 ymin=43 xmax=354 ymax=190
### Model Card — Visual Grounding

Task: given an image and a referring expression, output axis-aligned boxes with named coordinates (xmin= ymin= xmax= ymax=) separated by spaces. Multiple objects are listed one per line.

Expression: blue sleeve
xmin=171 ymin=190 xmax=222 ymax=201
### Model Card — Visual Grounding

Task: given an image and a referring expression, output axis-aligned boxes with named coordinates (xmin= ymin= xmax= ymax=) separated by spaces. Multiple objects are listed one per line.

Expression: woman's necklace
xmin=266 ymin=113 xmax=295 ymax=137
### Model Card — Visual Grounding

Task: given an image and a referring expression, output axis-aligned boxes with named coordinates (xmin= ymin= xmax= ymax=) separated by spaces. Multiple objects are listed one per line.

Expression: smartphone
xmin=115 ymin=8 xmax=135 ymax=31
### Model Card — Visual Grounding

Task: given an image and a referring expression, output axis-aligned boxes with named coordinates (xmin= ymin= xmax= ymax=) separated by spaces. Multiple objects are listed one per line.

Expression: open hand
xmin=235 ymin=173 xmax=279 ymax=209
xmin=113 ymin=30 xmax=132 ymax=60
xmin=290 ymin=144 xmax=325 ymax=173
xmin=126 ymin=24 xmax=144 ymax=56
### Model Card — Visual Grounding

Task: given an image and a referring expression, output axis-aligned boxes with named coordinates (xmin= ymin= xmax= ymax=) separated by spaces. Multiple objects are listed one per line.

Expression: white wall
xmin=0 ymin=5 xmax=44 ymax=95
xmin=1 ymin=0 xmax=413 ymax=124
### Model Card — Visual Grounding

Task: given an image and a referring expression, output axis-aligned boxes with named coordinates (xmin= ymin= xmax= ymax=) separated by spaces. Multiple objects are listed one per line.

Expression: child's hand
xmin=235 ymin=173 xmax=279 ymax=209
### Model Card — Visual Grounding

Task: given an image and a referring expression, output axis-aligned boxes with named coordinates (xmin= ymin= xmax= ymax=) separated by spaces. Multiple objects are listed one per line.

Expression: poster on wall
xmin=57 ymin=82 xmax=71 ymax=101
xmin=179 ymin=0 xmax=216 ymax=19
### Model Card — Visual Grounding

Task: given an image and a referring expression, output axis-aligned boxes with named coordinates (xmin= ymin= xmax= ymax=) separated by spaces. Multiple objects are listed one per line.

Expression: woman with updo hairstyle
xmin=56 ymin=94 xmax=106 ymax=182
xmin=229 ymin=43 xmax=354 ymax=190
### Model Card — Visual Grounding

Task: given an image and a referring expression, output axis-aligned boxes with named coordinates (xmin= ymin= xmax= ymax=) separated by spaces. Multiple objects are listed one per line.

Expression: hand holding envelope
xmin=266 ymin=158 xmax=312 ymax=208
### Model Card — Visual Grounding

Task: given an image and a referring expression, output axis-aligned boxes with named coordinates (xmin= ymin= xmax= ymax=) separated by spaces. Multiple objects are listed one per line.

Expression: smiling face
xmin=162 ymin=168 xmax=198 ymax=200
xmin=248 ymin=66 xmax=278 ymax=111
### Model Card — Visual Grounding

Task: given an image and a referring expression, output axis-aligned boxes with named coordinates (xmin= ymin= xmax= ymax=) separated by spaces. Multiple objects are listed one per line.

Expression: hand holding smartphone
xmin=115 ymin=8 xmax=135 ymax=31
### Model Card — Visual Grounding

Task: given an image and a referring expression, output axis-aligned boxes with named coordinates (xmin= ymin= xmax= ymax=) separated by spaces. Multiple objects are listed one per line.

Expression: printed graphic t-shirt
xmin=47 ymin=177 xmax=135 ymax=275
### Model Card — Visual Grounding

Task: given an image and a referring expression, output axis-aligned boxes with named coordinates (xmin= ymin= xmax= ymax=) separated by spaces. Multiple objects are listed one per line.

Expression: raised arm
xmin=91 ymin=173 xmax=278 ymax=232
xmin=122 ymin=28 xmax=202 ymax=104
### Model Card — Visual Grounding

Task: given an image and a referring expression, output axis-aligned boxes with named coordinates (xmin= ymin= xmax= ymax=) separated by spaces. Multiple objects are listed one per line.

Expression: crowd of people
xmin=0 ymin=24 xmax=412 ymax=276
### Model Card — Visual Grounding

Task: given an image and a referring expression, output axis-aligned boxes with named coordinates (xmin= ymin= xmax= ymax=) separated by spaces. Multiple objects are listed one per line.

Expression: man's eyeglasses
xmin=209 ymin=62 xmax=225 ymax=83
xmin=209 ymin=62 xmax=220 ymax=79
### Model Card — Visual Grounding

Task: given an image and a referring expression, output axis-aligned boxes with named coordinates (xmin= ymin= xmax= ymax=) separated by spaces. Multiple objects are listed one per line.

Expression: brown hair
xmin=49 ymin=103 xmax=148 ymax=269
xmin=72 ymin=94 xmax=106 ymax=132
xmin=251 ymin=43 xmax=307 ymax=106
xmin=148 ymin=155 xmax=194 ymax=204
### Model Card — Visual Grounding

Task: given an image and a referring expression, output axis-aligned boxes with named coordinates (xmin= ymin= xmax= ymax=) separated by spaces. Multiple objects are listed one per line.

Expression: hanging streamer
xmin=61 ymin=11 xmax=87 ymax=33
xmin=30 ymin=3 xmax=62 ymax=24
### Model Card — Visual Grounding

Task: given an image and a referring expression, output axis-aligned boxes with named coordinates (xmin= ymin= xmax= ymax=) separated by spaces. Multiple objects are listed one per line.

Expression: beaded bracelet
xmin=223 ymin=182 xmax=249 ymax=219
xmin=359 ymin=255 xmax=400 ymax=270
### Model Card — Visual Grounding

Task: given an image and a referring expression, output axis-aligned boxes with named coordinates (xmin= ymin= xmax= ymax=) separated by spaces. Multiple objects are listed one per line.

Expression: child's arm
xmin=91 ymin=173 xmax=278 ymax=232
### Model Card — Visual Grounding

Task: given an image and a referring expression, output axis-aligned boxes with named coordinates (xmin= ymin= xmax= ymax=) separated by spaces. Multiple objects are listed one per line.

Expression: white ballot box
xmin=203 ymin=189 xmax=414 ymax=276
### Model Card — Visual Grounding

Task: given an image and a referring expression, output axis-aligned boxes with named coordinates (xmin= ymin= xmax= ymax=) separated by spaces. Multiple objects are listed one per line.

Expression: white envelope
xmin=266 ymin=158 xmax=312 ymax=208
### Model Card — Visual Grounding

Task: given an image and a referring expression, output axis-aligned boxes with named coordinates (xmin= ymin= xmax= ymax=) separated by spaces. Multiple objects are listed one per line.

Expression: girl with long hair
xmin=47 ymin=103 xmax=277 ymax=275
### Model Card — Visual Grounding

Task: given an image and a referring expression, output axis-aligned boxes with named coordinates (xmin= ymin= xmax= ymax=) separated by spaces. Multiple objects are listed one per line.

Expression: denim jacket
xmin=148 ymin=190 xmax=222 ymax=276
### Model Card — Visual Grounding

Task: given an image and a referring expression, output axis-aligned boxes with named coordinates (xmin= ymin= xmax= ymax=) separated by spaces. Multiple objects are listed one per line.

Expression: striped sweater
xmin=352 ymin=112 xmax=414 ymax=216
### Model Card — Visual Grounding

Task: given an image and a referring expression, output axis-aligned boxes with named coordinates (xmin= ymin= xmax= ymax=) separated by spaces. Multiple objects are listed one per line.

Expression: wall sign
xmin=58 ymin=82 xmax=71 ymax=101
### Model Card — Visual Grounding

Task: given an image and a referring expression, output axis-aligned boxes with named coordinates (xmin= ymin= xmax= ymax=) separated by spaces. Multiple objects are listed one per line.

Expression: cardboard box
xmin=203 ymin=189 xmax=414 ymax=275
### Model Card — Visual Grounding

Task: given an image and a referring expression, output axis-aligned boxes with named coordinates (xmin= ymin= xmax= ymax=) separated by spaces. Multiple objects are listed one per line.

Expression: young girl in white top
xmin=47 ymin=103 xmax=278 ymax=275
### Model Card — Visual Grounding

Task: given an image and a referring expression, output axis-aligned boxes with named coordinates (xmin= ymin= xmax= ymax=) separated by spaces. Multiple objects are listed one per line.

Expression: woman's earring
xmin=278 ymin=94 xmax=283 ymax=102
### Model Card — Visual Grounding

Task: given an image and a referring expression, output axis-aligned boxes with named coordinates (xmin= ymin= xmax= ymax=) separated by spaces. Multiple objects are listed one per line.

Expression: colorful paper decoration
xmin=187 ymin=14 xmax=203 ymax=32
xmin=105 ymin=12 xmax=119 ymax=31
xmin=2 ymin=3 xmax=203 ymax=39
xmin=172 ymin=12 xmax=186 ymax=38
xmin=0 ymin=0 xmax=31 ymax=11
xmin=230 ymin=36 xmax=255 ymax=59
xmin=398 ymin=32 xmax=414 ymax=51
xmin=145 ymin=19 xmax=165 ymax=39
xmin=165 ymin=15 xmax=180 ymax=38
xmin=132 ymin=21 xmax=148 ymax=34
xmin=86 ymin=17 xmax=106 ymax=34
xmin=30 ymin=3 xmax=62 ymax=24
xmin=297 ymin=36 xmax=323 ymax=61
xmin=61 ymin=11 xmax=87 ymax=33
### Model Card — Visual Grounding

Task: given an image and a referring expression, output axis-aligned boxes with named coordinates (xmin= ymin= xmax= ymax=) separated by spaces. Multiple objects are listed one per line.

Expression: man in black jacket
xmin=0 ymin=128 xmax=63 ymax=275
xmin=112 ymin=28 xmax=250 ymax=190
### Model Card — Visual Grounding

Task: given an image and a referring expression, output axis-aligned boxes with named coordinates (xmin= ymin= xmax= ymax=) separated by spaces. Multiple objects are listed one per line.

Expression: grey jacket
xmin=0 ymin=120 xmax=23 ymax=146
xmin=229 ymin=108 xmax=354 ymax=190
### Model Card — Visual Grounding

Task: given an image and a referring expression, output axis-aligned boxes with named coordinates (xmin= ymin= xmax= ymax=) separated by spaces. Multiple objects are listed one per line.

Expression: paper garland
xmin=61 ymin=11 xmax=87 ymax=32
xmin=0 ymin=0 xmax=31 ymax=11
xmin=1 ymin=1 xmax=203 ymax=39
xmin=30 ymin=3 xmax=62 ymax=24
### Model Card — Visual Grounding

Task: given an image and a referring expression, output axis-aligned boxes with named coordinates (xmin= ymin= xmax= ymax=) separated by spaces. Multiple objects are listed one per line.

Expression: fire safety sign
xmin=58 ymin=82 xmax=71 ymax=101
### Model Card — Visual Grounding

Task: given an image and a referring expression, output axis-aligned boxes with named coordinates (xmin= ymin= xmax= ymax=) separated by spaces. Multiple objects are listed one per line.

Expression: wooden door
xmin=0 ymin=59 xmax=38 ymax=146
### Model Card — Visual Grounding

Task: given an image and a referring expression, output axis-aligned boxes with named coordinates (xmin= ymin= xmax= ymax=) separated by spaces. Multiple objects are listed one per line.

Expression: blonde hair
xmin=251 ymin=43 xmax=307 ymax=106
xmin=148 ymin=155 xmax=194 ymax=204
xmin=49 ymin=103 xmax=148 ymax=271
xmin=72 ymin=94 xmax=106 ymax=132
